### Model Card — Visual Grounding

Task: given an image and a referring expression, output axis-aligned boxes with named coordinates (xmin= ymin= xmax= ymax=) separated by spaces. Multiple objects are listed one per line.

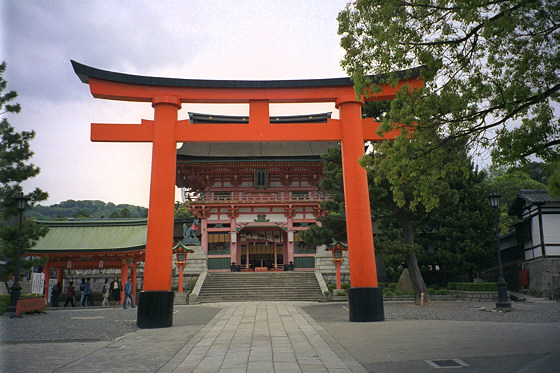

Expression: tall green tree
xmin=487 ymin=167 xmax=546 ymax=231
xmin=338 ymin=0 xmax=560 ymax=195
xmin=414 ymin=163 xmax=495 ymax=281
xmin=0 ymin=62 xmax=48 ymax=292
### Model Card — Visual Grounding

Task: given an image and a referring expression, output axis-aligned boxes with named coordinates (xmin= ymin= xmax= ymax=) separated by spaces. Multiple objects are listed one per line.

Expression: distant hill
xmin=26 ymin=200 xmax=148 ymax=221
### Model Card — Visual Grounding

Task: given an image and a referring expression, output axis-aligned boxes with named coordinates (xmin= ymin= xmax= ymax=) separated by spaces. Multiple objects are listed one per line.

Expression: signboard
xmin=31 ymin=272 xmax=45 ymax=294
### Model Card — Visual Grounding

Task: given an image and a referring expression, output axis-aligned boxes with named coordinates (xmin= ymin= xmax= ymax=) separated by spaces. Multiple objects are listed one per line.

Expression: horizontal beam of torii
xmin=72 ymin=60 xmax=424 ymax=327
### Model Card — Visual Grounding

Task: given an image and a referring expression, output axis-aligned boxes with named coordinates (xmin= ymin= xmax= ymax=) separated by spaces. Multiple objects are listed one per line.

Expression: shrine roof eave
xmin=71 ymin=60 xmax=425 ymax=90
xmin=176 ymin=155 xmax=324 ymax=163
xmin=26 ymin=246 xmax=145 ymax=256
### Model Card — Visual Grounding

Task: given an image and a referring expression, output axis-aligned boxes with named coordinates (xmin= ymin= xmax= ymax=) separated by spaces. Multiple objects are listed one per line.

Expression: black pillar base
xmin=348 ymin=287 xmax=385 ymax=322
xmin=137 ymin=291 xmax=174 ymax=329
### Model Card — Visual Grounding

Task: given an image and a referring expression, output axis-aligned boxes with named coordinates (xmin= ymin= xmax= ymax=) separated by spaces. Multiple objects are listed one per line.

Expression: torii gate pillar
xmin=137 ymin=97 xmax=181 ymax=328
xmin=338 ymin=97 xmax=383 ymax=321
xmin=71 ymin=60 xmax=423 ymax=327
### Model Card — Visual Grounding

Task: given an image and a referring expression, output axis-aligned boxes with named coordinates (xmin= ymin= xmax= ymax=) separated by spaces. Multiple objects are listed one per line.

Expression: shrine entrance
xmin=71 ymin=60 xmax=423 ymax=328
xmin=242 ymin=243 xmax=280 ymax=270
xmin=239 ymin=228 xmax=284 ymax=271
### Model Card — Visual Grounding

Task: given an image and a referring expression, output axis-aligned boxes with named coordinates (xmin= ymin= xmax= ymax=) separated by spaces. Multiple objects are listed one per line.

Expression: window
xmin=254 ymin=169 xmax=269 ymax=189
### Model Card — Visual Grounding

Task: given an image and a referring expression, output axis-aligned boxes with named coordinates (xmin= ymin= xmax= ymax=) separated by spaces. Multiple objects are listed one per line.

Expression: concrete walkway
xmin=159 ymin=303 xmax=366 ymax=372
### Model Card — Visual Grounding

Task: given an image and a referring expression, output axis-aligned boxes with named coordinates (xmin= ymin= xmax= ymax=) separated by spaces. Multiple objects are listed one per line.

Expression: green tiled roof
xmin=29 ymin=219 xmax=147 ymax=253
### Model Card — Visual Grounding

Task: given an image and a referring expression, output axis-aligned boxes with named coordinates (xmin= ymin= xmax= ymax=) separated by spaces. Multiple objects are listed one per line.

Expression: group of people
xmin=51 ymin=276 xmax=135 ymax=309
xmin=101 ymin=276 xmax=135 ymax=309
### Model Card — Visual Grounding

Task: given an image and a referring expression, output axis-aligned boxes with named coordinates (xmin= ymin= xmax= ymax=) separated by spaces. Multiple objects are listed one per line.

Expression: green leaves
xmin=338 ymin=0 xmax=560 ymax=165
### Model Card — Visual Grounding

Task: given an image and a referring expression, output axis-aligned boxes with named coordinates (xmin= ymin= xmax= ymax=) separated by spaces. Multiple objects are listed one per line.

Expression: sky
xmin=2 ymin=0 xmax=350 ymax=207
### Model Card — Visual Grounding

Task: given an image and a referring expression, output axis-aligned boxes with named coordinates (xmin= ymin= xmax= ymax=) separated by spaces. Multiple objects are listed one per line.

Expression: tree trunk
xmin=399 ymin=214 xmax=430 ymax=305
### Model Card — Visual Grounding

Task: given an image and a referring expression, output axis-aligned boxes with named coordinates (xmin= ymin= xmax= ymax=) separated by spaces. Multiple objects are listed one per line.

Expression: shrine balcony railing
xmin=184 ymin=191 xmax=332 ymax=205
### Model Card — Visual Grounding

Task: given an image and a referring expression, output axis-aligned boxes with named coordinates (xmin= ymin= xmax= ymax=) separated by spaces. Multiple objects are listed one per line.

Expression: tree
xmin=414 ymin=163 xmax=495 ymax=282
xmin=73 ymin=210 xmax=92 ymax=219
xmin=120 ymin=207 xmax=132 ymax=218
xmin=174 ymin=202 xmax=193 ymax=219
xmin=487 ymin=167 xmax=546 ymax=230
xmin=338 ymin=0 xmax=560 ymax=195
xmin=0 ymin=61 xmax=48 ymax=292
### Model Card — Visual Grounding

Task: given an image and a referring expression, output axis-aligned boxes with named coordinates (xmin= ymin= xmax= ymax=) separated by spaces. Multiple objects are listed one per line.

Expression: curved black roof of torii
xmin=71 ymin=60 xmax=425 ymax=89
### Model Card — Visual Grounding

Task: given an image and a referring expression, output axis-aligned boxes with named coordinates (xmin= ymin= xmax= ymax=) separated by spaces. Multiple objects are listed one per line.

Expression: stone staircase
xmin=196 ymin=272 xmax=324 ymax=303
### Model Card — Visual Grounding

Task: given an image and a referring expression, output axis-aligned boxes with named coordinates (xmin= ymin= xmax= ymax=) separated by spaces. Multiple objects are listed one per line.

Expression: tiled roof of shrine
xmin=28 ymin=219 xmax=147 ymax=254
xmin=177 ymin=113 xmax=339 ymax=161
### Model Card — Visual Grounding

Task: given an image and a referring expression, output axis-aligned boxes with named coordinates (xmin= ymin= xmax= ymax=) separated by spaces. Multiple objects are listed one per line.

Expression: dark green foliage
xmin=26 ymin=200 xmax=149 ymax=220
xmin=415 ymin=163 xmax=495 ymax=278
xmin=174 ymin=201 xmax=193 ymax=218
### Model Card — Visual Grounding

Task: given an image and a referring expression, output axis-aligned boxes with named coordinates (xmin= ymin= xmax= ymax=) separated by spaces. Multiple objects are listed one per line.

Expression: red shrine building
xmin=176 ymin=112 xmax=338 ymax=272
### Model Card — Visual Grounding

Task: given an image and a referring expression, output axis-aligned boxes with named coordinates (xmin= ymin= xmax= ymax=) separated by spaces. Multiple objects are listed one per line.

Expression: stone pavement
xmin=2 ymin=300 xmax=560 ymax=372
xmin=159 ymin=303 xmax=365 ymax=372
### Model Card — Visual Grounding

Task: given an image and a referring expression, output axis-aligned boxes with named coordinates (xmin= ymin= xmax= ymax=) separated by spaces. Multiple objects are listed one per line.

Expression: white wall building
xmin=510 ymin=189 xmax=560 ymax=298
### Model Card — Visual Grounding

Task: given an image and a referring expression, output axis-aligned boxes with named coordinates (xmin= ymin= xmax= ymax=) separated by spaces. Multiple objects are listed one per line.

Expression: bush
xmin=327 ymin=284 xmax=337 ymax=293
xmin=436 ymin=289 xmax=449 ymax=295
xmin=427 ymin=288 xmax=435 ymax=295
xmin=383 ymin=290 xmax=395 ymax=296
xmin=341 ymin=283 xmax=351 ymax=290
xmin=447 ymin=282 xmax=497 ymax=291
xmin=0 ymin=295 xmax=9 ymax=315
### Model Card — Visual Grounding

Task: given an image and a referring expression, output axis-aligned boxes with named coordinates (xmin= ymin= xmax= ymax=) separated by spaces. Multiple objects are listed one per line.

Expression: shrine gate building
xmin=176 ymin=112 xmax=337 ymax=272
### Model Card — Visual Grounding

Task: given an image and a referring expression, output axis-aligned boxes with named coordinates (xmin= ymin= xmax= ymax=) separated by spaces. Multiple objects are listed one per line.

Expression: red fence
xmin=15 ymin=298 xmax=46 ymax=317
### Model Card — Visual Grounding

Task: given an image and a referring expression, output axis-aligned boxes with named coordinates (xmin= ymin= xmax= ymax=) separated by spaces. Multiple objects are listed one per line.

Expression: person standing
xmin=81 ymin=278 xmax=91 ymax=307
xmin=123 ymin=276 xmax=135 ymax=309
xmin=109 ymin=276 xmax=121 ymax=310
xmin=64 ymin=281 xmax=75 ymax=307
xmin=51 ymin=282 xmax=61 ymax=307
xmin=79 ymin=278 xmax=86 ymax=306
xmin=101 ymin=279 xmax=110 ymax=307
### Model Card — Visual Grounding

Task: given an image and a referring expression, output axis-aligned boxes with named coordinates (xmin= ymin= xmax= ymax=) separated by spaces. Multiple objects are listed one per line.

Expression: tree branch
xmin=399 ymin=0 xmax=535 ymax=47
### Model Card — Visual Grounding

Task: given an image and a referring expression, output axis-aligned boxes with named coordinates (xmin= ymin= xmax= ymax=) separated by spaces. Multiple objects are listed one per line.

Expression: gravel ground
xmin=383 ymin=300 xmax=560 ymax=323
xmin=2 ymin=300 xmax=558 ymax=344
xmin=0 ymin=307 xmax=139 ymax=343
xmin=303 ymin=299 xmax=560 ymax=324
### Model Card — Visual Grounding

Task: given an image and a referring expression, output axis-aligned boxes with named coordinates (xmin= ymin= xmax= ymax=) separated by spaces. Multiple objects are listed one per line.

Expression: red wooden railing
xmin=15 ymin=298 xmax=46 ymax=317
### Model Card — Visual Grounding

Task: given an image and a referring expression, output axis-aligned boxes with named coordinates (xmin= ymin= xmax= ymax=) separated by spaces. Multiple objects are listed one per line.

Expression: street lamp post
xmin=173 ymin=243 xmax=194 ymax=293
xmin=6 ymin=193 xmax=29 ymax=316
xmin=488 ymin=192 xmax=512 ymax=310
xmin=327 ymin=242 xmax=348 ymax=290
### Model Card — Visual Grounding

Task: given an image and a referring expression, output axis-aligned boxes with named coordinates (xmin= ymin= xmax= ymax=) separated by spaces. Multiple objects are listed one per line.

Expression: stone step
xmin=197 ymin=272 xmax=323 ymax=303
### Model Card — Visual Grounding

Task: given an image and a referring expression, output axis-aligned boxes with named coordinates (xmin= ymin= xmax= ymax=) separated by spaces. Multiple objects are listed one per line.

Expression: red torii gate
xmin=72 ymin=61 xmax=423 ymax=328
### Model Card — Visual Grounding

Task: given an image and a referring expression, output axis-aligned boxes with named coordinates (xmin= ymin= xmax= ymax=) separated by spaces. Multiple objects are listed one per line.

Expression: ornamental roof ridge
xmin=33 ymin=218 xmax=148 ymax=227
